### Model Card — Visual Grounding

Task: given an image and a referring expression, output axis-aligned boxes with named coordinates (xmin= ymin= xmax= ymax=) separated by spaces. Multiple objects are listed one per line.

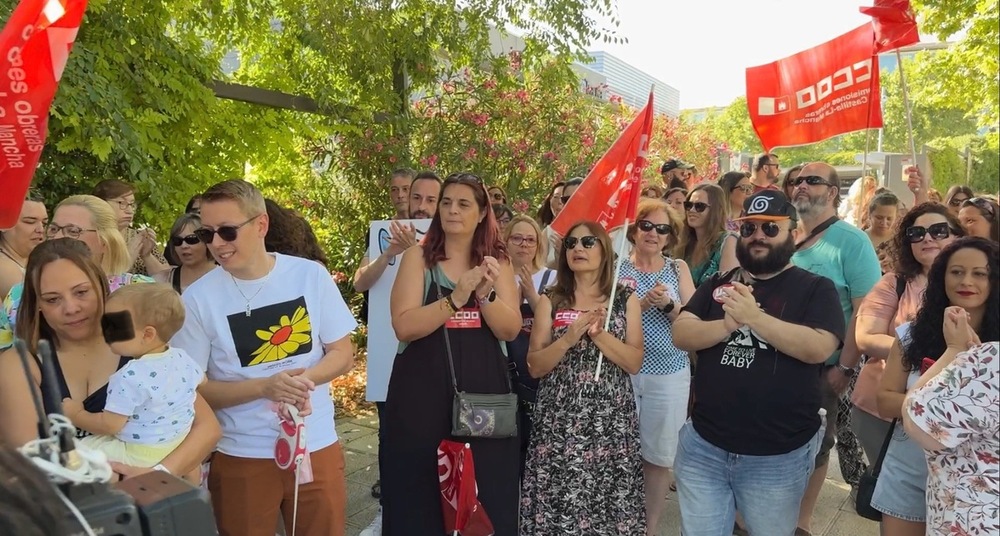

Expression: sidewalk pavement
xmin=336 ymin=414 xmax=880 ymax=536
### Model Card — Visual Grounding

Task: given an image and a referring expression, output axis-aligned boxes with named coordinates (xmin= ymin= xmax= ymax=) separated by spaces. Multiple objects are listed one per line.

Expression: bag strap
xmin=871 ymin=418 xmax=899 ymax=477
xmin=795 ymin=216 xmax=839 ymax=251
xmin=894 ymin=273 xmax=906 ymax=301
xmin=431 ymin=269 xmax=512 ymax=394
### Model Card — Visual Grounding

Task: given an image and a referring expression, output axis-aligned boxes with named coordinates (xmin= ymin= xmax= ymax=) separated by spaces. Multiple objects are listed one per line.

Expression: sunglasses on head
xmin=193 ymin=215 xmax=259 ymax=244
xmin=445 ymin=172 xmax=484 ymax=186
xmin=564 ymin=235 xmax=599 ymax=249
xmin=171 ymin=234 xmax=200 ymax=247
xmin=684 ymin=201 xmax=710 ymax=213
xmin=963 ymin=197 xmax=997 ymax=218
xmin=637 ymin=219 xmax=673 ymax=235
xmin=905 ymin=222 xmax=951 ymax=243
xmin=740 ymin=221 xmax=781 ymax=238
xmin=792 ymin=175 xmax=832 ymax=187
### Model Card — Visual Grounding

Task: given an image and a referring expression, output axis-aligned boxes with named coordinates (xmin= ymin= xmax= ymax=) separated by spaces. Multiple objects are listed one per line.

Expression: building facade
xmin=577 ymin=51 xmax=681 ymax=117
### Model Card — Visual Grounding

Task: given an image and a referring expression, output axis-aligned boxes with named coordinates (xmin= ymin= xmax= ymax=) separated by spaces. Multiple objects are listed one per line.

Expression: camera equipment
xmin=13 ymin=338 xmax=217 ymax=536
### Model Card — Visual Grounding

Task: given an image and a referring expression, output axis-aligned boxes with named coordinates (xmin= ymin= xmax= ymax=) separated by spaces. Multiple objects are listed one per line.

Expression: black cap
xmin=661 ymin=158 xmax=688 ymax=174
xmin=735 ymin=190 xmax=798 ymax=222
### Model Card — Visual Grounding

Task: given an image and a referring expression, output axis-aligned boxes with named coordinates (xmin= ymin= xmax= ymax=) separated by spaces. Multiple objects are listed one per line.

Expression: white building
xmin=576 ymin=51 xmax=681 ymax=117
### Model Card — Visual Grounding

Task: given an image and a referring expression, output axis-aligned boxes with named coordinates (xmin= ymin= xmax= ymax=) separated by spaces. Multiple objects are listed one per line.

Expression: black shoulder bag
xmin=855 ymin=418 xmax=898 ymax=521
xmin=433 ymin=273 xmax=519 ymax=439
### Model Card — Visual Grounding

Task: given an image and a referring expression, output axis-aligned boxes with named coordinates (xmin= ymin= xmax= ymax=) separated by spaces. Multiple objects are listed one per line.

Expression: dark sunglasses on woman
xmin=739 ymin=221 xmax=781 ymax=238
xmin=564 ymin=235 xmax=599 ymax=249
xmin=171 ymin=234 xmax=200 ymax=247
xmin=948 ymin=196 xmax=970 ymax=207
xmin=683 ymin=201 xmax=710 ymax=213
xmin=637 ymin=220 xmax=673 ymax=235
xmin=905 ymin=222 xmax=952 ymax=243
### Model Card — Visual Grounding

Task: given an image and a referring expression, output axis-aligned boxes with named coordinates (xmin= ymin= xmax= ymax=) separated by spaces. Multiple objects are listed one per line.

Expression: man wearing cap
xmin=672 ymin=190 xmax=846 ymax=536
xmin=789 ymin=161 xmax=880 ymax=536
xmin=661 ymin=158 xmax=691 ymax=190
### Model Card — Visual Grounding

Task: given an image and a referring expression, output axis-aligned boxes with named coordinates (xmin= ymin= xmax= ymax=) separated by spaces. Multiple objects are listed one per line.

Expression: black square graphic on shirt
xmin=227 ymin=296 xmax=313 ymax=368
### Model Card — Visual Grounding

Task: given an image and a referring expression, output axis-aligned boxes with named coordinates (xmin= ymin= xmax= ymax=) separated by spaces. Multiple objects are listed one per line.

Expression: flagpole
xmin=895 ymin=49 xmax=918 ymax=164
xmin=594 ymin=221 xmax=630 ymax=381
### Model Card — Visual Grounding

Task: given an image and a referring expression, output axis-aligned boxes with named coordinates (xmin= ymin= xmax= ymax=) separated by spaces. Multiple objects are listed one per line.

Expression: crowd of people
xmin=0 ymin=156 xmax=996 ymax=536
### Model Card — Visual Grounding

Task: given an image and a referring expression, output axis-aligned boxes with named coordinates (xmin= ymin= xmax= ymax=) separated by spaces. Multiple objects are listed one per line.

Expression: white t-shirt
xmin=105 ymin=347 xmax=202 ymax=445
xmin=171 ymin=254 xmax=358 ymax=458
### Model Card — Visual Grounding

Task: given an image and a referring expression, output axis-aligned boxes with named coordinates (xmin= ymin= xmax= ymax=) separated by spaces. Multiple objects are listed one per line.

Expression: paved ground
xmin=336 ymin=414 xmax=880 ymax=535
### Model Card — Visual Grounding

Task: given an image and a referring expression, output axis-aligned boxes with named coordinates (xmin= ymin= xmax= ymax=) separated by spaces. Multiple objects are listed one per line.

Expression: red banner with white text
xmin=0 ymin=0 xmax=88 ymax=228
xmin=549 ymin=91 xmax=654 ymax=236
xmin=746 ymin=24 xmax=883 ymax=152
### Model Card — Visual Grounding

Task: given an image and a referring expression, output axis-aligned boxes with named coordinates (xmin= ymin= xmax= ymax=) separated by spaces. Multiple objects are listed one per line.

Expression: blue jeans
xmin=674 ymin=419 xmax=824 ymax=536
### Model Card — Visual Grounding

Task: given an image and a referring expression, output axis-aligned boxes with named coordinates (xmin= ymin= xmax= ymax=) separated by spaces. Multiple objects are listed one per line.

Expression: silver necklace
xmin=230 ymin=268 xmax=274 ymax=317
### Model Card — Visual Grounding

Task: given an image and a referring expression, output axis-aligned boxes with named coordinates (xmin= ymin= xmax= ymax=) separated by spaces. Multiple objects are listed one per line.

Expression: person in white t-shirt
xmin=64 ymin=282 xmax=203 ymax=469
xmin=171 ymin=179 xmax=357 ymax=536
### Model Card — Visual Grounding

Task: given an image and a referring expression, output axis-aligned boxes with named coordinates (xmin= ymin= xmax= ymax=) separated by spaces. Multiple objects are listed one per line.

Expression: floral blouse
xmin=906 ymin=342 xmax=1000 ymax=536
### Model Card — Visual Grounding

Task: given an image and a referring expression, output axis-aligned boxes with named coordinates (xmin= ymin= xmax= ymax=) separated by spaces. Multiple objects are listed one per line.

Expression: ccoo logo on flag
xmin=757 ymin=96 xmax=791 ymax=116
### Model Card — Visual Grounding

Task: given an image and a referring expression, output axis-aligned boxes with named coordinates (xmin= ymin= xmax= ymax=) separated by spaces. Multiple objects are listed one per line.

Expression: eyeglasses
xmin=46 ymin=223 xmax=98 ymax=239
xmin=733 ymin=184 xmax=755 ymax=194
xmin=739 ymin=221 xmax=781 ymax=238
xmin=193 ymin=215 xmax=260 ymax=244
xmin=792 ymin=175 xmax=832 ymax=187
xmin=684 ymin=201 xmax=710 ymax=213
xmin=490 ymin=192 xmax=505 ymax=201
xmin=563 ymin=235 xmax=599 ymax=249
xmin=963 ymin=197 xmax=997 ymax=218
xmin=171 ymin=234 xmax=201 ymax=247
xmin=948 ymin=196 xmax=970 ymax=207
xmin=508 ymin=234 xmax=537 ymax=246
xmin=636 ymin=219 xmax=673 ymax=235
xmin=112 ymin=198 xmax=137 ymax=212
xmin=905 ymin=222 xmax=952 ymax=243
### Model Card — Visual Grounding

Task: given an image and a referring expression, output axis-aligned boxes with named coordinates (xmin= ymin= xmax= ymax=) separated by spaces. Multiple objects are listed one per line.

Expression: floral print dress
xmin=906 ymin=341 xmax=1000 ymax=536
xmin=519 ymin=286 xmax=645 ymax=535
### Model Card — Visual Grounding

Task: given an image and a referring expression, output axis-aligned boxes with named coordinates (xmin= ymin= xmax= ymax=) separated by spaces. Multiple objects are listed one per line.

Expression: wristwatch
xmin=478 ymin=289 xmax=497 ymax=305
xmin=660 ymin=299 xmax=675 ymax=314
xmin=835 ymin=363 xmax=857 ymax=378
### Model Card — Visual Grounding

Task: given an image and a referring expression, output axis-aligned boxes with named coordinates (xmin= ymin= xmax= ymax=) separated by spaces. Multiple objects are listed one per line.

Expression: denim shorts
xmin=870 ymin=421 xmax=927 ymax=522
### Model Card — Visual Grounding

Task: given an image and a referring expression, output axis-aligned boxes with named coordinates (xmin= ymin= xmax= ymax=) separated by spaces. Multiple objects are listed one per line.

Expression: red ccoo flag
xmin=860 ymin=0 xmax=920 ymax=54
xmin=746 ymin=24 xmax=884 ymax=152
xmin=549 ymin=90 xmax=654 ymax=237
xmin=438 ymin=440 xmax=494 ymax=536
xmin=0 ymin=0 xmax=88 ymax=228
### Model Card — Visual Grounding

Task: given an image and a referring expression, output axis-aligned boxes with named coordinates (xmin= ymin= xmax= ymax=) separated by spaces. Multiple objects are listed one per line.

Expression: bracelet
xmin=442 ymin=296 xmax=458 ymax=313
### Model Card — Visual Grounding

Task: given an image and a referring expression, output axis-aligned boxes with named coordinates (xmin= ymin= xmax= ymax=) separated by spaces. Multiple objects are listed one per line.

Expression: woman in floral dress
xmin=520 ymin=221 xmax=646 ymax=535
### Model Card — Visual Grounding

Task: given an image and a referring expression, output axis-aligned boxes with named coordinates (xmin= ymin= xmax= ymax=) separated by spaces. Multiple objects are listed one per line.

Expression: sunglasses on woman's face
xmin=636 ymin=219 xmax=672 ymax=235
xmin=948 ymin=196 xmax=969 ymax=207
xmin=490 ymin=192 xmax=505 ymax=201
xmin=171 ymin=234 xmax=200 ymax=247
xmin=193 ymin=215 xmax=259 ymax=244
xmin=560 ymin=195 xmax=571 ymax=204
xmin=905 ymin=222 xmax=951 ymax=243
xmin=684 ymin=201 xmax=710 ymax=213
xmin=563 ymin=235 xmax=599 ymax=249
xmin=733 ymin=184 xmax=755 ymax=194
xmin=739 ymin=221 xmax=781 ymax=238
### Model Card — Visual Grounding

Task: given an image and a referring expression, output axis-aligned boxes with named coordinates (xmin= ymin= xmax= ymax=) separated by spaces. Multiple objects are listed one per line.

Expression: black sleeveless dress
xmin=37 ymin=350 xmax=131 ymax=439
xmin=381 ymin=267 xmax=519 ymax=535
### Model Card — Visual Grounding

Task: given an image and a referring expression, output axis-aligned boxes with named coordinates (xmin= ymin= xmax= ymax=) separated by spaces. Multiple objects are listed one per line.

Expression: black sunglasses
xmin=740 ymin=221 xmax=781 ymax=238
xmin=194 ymin=215 xmax=260 ymax=244
xmin=560 ymin=195 xmax=571 ymax=204
xmin=564 ymin=235 xmax=599 ymax=249
xmin=445 ymin=172 xmax=484 ymax=186
xmin=637 ymin=219 xmax=673 ymax=235
xmin=171 ymin=234 xmax=200 ymax=247
xmin=905 ymin=222 xmax=952 ymax=243
xmin=684 ymin=201 xmax=710 ymax=213
xmin=948 ymin=196 xmax=970 ymax=207
xmin=792 ymin=175 xmax=832 ymax=187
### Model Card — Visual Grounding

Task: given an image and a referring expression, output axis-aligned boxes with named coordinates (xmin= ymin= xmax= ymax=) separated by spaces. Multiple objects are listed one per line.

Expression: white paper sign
xmin=365 ymin=219 xmax=431 ymax=402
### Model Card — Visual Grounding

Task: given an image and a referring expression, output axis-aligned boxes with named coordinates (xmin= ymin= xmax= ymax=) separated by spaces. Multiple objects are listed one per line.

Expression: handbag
xmin=434 ymin=274 xmax=519 ymax=439
xmin=855 ymin=418 xmax=898 ymax=521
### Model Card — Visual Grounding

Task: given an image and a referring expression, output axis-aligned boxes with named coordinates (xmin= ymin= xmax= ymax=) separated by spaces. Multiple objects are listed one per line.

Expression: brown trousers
xmin=208 ymin=442 xmax=346 ymax=536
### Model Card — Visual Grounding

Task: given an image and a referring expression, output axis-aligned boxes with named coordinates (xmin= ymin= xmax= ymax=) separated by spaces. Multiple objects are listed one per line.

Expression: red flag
xmin=549 ymin=90 xmax=654 ymax=236
xmin=746 ymin=24 xmax=883 ymax=152
xmin=0 ymin=0 xmax=88 ymax=228
xmin=438 ymin=440 xmax=494 ymax=536
xmin=860 ymin=0 xmax=920 ymax=54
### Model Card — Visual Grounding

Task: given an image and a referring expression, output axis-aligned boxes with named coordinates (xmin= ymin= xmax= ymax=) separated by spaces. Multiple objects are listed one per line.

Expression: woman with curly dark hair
xmin=263 ymin=199 xmax=329 ymax=268
xmin=853 ymin=203 xmax=963 ymax=464
xmin=871 ymin=237 xmax=998 ymax=536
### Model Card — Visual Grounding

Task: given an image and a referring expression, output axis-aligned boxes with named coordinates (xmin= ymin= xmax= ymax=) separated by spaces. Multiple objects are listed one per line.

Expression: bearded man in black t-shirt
xmin=671 ymin=191 xmax=846 ymax=536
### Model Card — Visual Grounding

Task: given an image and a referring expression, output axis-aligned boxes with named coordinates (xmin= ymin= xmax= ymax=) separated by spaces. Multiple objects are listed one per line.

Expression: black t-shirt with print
xmin=681 ymin=266 xmax=846 ymax=455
